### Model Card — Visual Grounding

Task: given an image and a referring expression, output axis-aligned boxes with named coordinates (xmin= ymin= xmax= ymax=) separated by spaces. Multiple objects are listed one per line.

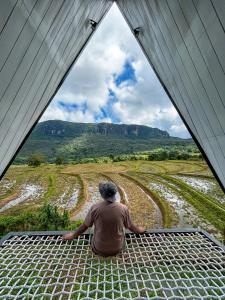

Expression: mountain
xmin=30 ymin=120 xmax=170 ymax=139
xmin=15 ymin=120 xmax=193 ymax=163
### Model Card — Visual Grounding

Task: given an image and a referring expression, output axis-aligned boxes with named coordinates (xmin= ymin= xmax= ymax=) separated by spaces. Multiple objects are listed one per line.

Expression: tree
xmin=55 ymin=156 xmax=65 ymax=165
xmin=27 ymin=153 xmax=44 ymax=167
xmin=168 ymin=149 xmax=179 ymax=160
xmin=130 ymin=155 xmax=138 ymax=161
xmin=109 ymin=154 xmax=114 ymax=161
xmin=198 ymin=153 xmax=203 ymax=160
xmin=148 ymin=150 xmax=168 ymax=161
xmin=148 ymin=152 xmax=157 ymax=161
xmin=158 ymin=150 xmax=168 ymax=160
xmin=178 ymin=152 xmax=190 ymax=160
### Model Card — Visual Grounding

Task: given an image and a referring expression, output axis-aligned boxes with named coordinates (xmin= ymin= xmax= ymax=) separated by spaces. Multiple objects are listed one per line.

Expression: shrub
xmin=0 ymin=203 xmax=72 ymax=237
xmin=27 ymin=153 xmax=44 ymax=167
xmin=55 ymin=156 xmax=65 ymax=165
xmin=148 ymin=150 xmax=168 ymax=161
xmin=38 ymin=203 xmax=70 ymax=230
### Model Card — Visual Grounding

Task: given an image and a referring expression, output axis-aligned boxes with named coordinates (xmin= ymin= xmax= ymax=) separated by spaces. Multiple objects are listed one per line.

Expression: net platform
xmin=0 ymin=229 xmax=224 ymax=299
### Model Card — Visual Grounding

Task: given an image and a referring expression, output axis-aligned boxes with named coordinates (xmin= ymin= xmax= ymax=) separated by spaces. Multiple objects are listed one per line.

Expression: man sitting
xmin=63 ymin=182 xmax=145 ymax=256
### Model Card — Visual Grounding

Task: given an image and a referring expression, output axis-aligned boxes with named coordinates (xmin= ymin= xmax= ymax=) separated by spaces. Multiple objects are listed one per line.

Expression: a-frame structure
xmin=1 ymin=0 xmax=225 ymax=191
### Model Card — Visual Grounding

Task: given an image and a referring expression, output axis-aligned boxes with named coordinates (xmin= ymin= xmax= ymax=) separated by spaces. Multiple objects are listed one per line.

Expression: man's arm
xmin=63 ymin=205 xmax=95 ymax=240
xmin=62 ymin=223 xmax=88 ymax=240
xmin=123 ymin=206 xmax=145 ymax=234
xmin=128 ymin=223 xmax=145 ymax=234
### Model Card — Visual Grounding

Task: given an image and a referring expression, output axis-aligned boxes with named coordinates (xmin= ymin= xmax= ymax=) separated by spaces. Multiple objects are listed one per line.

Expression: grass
xmin=0 ymin=160 xmax=224 ymax=240
xmin=104 ymin=172 xmax=163 ymax=229
xmin=121 ymin=160 xmax=209 ymax=175
xmin=123 ymin=173 xmax=174 ymax=228
xmin=137 ymin=172 xmax=224 ymax=239
xmin=1 ymin=161 xmax=224 ymax=299
xmin=64 ymin=173 xmax=87 ymax=218
xmin=42 ymin=173 xmax=56 ymax=201
xmin=161 ymin=175 xmax=225 ymax=233
xmin=63 ymin=163 xmax=127 ymax=174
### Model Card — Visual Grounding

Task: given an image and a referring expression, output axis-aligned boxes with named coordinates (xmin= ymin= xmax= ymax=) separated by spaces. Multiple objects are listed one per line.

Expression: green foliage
xmin=43 ymin=174 xmax=56 ymax=201
xmin=14 ymin=120 xmax=194 ymax=164
xmin=168 ymin=149 xmax=179 ymax=160
xmin=198 ymin=153 xmax=203 ymax=159
xmin=123 ymin=173 xmax=173 ymax=228
xmin=178 ymin=152 xmax=190 ymax=160
xmin=146 ymin=146 xmax=199 ymax=161
xmin=38 ymin=203 xmax=70 ymax=230
xmin=109 ymin=146 xmax=199 ymax=163
xmin=55 ymin=156 xmax=65 ymax=165
xmin=148 ymin=149 xmax=168 ymax=161
xmin=0 ymin=203 xmax=82 ymax=237
xmin=0 ymin=212 xmax=37 ymax=235
xmin=66 ymin=219 xmax=83 ymax=230
xmin=162 ymin=175 xmax=225 ymax=232
xmin=27 ymin=153 xmax=44 ymax=167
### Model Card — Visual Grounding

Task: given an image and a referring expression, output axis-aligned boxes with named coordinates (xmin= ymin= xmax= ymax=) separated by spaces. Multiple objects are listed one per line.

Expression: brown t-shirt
xmin=84 ymin=201 xmax=132 ymax=256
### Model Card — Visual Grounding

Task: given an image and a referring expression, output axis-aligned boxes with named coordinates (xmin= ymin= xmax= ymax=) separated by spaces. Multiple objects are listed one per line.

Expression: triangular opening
xmin=0 ymin=3 xmax=224 ymax=243
xmin=41 ymin=3 xmax=190 ymax=139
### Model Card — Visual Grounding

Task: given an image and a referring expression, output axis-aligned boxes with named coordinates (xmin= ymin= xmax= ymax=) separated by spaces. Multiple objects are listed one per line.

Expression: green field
xmin=0 ymin=160 xmax=225 ymax=241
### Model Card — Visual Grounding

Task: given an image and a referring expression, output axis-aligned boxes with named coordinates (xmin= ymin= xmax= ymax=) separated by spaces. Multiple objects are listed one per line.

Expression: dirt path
xmin=106 ymin=173 xmax=163 ymax=229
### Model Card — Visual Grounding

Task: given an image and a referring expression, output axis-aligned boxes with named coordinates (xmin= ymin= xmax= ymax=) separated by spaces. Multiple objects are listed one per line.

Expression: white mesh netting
xmin=0 ymin=231 xmax=224 ymax=299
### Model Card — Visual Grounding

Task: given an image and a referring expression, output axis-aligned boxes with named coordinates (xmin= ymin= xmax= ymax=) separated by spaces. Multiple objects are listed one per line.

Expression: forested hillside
xmin=15 ymin=120 xmax=194 ymax=163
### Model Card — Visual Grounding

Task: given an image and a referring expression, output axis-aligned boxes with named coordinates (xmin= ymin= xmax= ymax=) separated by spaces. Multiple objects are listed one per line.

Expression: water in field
xmin=0 ymin=161 xmax=224 ymax=241
xmin=0 ymin=184 xmax=43 ymax=212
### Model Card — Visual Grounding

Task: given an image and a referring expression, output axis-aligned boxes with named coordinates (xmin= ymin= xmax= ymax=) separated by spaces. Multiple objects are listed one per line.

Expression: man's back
xmin=84 ymin=201 xmax=132 ymax=256
xmin=62 ymin=181 xmax=145 ymax=256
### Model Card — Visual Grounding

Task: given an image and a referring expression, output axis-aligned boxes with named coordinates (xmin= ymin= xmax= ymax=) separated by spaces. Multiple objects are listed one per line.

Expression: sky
xmin=41 ymin=3 xmax=190 ymax=138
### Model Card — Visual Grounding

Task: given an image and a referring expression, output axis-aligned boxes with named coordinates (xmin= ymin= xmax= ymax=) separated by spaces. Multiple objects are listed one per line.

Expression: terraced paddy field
xmin=0 ymin=160 xmax=225 ymax=241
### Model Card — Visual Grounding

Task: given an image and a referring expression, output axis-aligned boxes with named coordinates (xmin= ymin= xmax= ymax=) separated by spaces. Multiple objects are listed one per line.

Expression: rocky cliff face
xmin=32 ymin=120 xmax=170 ymax=139
xmin=16 ymin=120 xmax=191 ymax=163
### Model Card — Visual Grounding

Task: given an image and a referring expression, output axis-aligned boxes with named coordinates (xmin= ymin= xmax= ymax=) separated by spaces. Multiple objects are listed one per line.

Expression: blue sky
xmin=95 ymin=60 xmax=136 ymax=123
xmin=114 ymin=60 xmax=137 ymax=87
xmin=41 ymin=3 xmax=190 ymax=138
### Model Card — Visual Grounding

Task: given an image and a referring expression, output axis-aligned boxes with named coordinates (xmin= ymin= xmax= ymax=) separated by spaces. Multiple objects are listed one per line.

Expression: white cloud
xmin=98 ymin=117 xmax=112 ymax=123
xmin=170 ymin=123 xmax=188 ymax=135
xmin=41 ymin=104 xmax=95 ymax=123
xmin=50 ymin=4 xmax=129 ymax=114
xmin=41 ymin=3 xmax=190 ymax=138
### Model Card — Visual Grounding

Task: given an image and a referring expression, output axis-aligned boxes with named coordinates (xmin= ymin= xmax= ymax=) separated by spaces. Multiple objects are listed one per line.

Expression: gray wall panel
xmin=0 ymin=1 xmax=57 ymax=143
xmin=117 ymin=0 xmax=225 ymax=188
xmin=144 ymin=1 xmax=205 ymax=143
xmin=180 ymin=1 xmax=225 ymax=132
xmin=0 ymin=0 xmax=71 ymax=147
xmin=1 ymin=0 xmax=225 ymax=190
xmin=164 ymin=1 xmax=221 ymax=138
xmin=212 ymin=0 xmax=225 ymax=30
xmin=0 ymin=0 xmax=112 ymax=177
xmin=0 ymin=0 xmax=17 ymax=33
